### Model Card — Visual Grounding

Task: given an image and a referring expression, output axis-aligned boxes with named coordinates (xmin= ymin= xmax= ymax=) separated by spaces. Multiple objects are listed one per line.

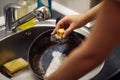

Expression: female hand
xmin=51 ymin=14 xmax=89 ymax=38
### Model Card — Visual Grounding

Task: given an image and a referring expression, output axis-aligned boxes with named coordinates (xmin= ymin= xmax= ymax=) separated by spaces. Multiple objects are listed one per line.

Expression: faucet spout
xmin=4 ymin=3 xmax=51 ymax=32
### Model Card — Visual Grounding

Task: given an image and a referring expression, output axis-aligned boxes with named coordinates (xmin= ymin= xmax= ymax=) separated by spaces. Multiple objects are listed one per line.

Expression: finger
xmin=51 ymin=16 xmax=69 ymax=35
xmin=51 ymin=23 xmax=61 ymax=35
xmin=51 ymin=17 xmax=69 ymax=35
xmin=63 ymin=24 xmax=75 ymax=38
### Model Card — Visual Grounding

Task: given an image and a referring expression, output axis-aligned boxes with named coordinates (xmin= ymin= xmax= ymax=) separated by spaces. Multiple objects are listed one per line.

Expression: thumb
xmin=51 ymin=20 xmax=65 ymax=35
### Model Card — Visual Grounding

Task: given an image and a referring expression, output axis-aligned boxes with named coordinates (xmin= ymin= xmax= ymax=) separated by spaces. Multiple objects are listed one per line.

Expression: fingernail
xmin=51 ymin=32 xmax=54 ymax=35
xmin=63 ymin=35 xmax=66 ymax=38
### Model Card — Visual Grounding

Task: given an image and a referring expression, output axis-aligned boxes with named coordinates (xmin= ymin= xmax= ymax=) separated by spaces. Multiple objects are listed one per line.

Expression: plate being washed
xmin=78 ymin=61 xmax=105 ymax=80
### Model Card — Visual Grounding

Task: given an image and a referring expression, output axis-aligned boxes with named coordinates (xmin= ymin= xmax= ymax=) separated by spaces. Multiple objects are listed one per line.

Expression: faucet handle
xmin=4 ymin=3 xmax=21 ymax=31
xmin=33 ymin=6 xmax=51 ymax=21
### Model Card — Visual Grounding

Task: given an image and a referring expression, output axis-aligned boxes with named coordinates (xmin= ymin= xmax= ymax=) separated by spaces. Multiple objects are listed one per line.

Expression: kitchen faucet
xmin=4 ymin=3 xmax=51 ymax=32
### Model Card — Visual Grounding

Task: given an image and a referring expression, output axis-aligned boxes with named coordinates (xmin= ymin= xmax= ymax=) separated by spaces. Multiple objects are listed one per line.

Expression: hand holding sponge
xmin=55 ymin=28 xmax=65 ymax=39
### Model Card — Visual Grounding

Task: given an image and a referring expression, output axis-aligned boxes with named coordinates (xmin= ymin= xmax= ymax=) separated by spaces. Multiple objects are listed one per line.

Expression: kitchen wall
xmin=0 ymin=0 xmax=100 ymax=16
xmin=0 ymin=0 xmax=22 ymax=16
xmin=53 ymin=0 xmax=91 ymax=13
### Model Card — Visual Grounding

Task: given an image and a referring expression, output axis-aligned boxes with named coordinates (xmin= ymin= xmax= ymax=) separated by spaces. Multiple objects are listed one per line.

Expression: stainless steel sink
xmin=0 ymin=9 xmax=91 ymax=79
xmin=0 ymin=9 xmax=65 ymax=79
xmin=0 ymin=26 xmax=54 ymax=77
xmin=0 ymin=10 xmax=64 ymax=65
xmin=0 ymin=18 xmax=105 ymax=80
xmin=0 ymin=24 xmax=90 ymax=79
xmin=0 ymin=27 xmax=54 ymax=60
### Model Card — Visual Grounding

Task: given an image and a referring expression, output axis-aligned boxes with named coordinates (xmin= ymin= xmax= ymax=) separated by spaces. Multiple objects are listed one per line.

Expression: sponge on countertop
xmin=3 ymin=58 xmax=29 ymax=74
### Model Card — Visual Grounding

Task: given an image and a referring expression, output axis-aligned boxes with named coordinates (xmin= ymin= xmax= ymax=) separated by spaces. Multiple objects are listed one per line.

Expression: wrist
xmin=78 ymin=13 xmax=92 ymax=25
xmin=83 ymin=12 xmax=94 ymax=22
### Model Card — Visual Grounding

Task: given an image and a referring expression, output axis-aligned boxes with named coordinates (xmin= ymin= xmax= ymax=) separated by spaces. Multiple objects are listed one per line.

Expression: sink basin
xmin=0 ymin=26 xmax=54 ymax=77
xmin=0 ymin=9 xmax=64 ymax=79
xmin=0 ymin=24 xmax=105 ymax=80
xmin=0 ymin=27 xmax=54 ymax=60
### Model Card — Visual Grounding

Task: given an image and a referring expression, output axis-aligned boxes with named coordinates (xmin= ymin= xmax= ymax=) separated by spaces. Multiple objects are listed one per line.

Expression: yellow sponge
xmin=55 ymin=28 xmax=65 ymax=39
xmin=3 ymin=58 xmax=28 ymax=74
xmin=18 ymin=18 xmax=36 ymax=30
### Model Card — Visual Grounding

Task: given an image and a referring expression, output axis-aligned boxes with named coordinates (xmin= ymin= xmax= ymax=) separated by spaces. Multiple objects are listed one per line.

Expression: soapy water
xmin=45 ymin=51 xmax=66 ymax=77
